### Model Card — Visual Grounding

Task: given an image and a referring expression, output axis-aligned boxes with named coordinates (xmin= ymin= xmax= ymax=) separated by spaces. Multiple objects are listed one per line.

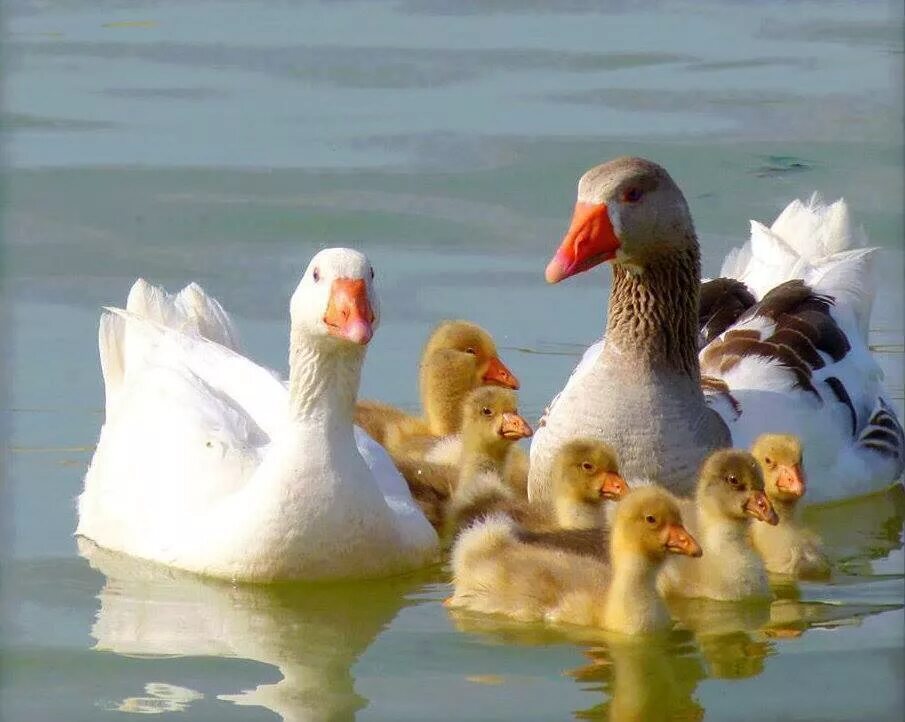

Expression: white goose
xmin=77 ymin=248 xmax=438 ymax=581
xmin=529 ymin=157 xmax=903 ymax=504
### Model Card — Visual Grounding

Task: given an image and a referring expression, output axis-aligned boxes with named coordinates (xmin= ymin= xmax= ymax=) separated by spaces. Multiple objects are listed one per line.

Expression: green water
xmin=2 ymin=1 xmax=903 ymax=720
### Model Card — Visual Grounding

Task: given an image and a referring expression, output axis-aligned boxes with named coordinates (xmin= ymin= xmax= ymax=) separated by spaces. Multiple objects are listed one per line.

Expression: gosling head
xmin=423 ymin=320 xmax=519 ymax=390
xmin=697 ymin=449 xmax=779 ymax=526
xmin=751 ymin=433 xmax=806 ymax=505
xmin=612 ymin=486 xmax=702 ymax=563
xmin=460 ymin=387 xmax=532 ymax=457
xmin=551 ymin=439 xmax=629 ymax=504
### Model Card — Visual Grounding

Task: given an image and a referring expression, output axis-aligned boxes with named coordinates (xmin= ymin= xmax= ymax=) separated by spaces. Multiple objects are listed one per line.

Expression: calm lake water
xmin=2 ymin=1 xmax=904 ymax=720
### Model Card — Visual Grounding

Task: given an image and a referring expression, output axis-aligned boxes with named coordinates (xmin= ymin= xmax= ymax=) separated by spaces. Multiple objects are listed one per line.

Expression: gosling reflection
xmin=451 ymin=589 xmax=897 ymax=722
xmin=665 ymin=597 xmax=771 ymax=679
xmin=80 ymin=539 xmax=426 ymax=722
xmin=568 ymin=633 xmax=705 ymax=722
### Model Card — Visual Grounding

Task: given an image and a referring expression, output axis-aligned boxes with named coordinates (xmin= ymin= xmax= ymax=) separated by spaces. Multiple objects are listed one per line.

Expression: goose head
xmin=291 ymin=248 xmax=378 ymax=347
xmin=460 ymin=386 xmax=532 ymax=458
xmin=545 ymin=156 xmax=695 ymax=283
xmin=423 ymin=320 xmax=519 ymax=390
xmin=612 ymin=486 xmax=702 ymax=562
xmin=551 ymin=439 xmax=629 ymax=504
xmin=751 ymin=433 xmax=806 ymax=505
xmin=696 ymin=450 xmax=779 ymax=526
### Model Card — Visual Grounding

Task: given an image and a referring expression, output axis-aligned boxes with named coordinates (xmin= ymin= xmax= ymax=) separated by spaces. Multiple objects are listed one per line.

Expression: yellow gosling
xmin=658 ymin=449 xmax=778 ymax=601
xmin=447 ymin=486 xmax=701 ymax=635
xmin=750 ymin=434 xmax=830 ymax=579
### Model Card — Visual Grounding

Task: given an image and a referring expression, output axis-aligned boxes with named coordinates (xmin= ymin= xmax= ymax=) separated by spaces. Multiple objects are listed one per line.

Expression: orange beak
xmin=597 ymin=472 xmax=629 ymax=500
xmin=499 ymin=412 xmax=533 ymax=440
xmin=545 ymin=202 xmax=620 ymax=284
xmin=323 ymin=278 xmax=374 ymax=345
xmin=482 ymin=356 xmax=520 ymax=390
xmin=663 ymin=523 xmax=702 ymax=557
xmin=776 ymin=464 xmax=806 ymax=498
xmin=744 ymin=490 xmax=779 ymax=526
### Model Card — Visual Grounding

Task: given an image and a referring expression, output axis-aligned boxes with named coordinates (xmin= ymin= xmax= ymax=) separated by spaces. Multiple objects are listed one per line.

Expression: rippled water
xmin=2 ymin=1 xmax=904 ymax=720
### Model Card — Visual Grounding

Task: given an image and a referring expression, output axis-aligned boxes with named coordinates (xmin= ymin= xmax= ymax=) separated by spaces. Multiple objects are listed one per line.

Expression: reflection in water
xmin=108 ymin=683 xmax=204 ymax=715
xmin=79 ymin=540 xmax=427 ymax=722
xmin=569 ymin=633 xmax=705 ymax=722
xmin=809 ymin=484 xmax=905 ymax=573
xmin=665 ymin=596 xmax=773 ymax=679
xmin=448 ymin=485 xmax=905 ymax=721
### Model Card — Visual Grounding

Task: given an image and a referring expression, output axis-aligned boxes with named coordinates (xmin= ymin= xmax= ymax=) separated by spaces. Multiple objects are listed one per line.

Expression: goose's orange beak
xmin=545 ymin=202 xmax=620 ymax=283
xmin=744 ymin=490 xmax=779 ymax=525
xmin=664 ymin=523 xmax=702 ymax=557
xmin=323 ymin=278 xmax=374 ymax=345
xmin=597 ymin=472 xmax=629 ymax=500
xmin=483 ymin=356 xmax=520 ymax=390
xmin=499 ymin=412 xmax=533 ymax=440
xmin=776 ymin=464 xmax=806 ymax=498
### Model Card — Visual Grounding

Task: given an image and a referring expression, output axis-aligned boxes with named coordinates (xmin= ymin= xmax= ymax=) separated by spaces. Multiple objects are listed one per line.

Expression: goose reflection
xmin=79 ymin=539 xmax=429 ymax=721
xmin=808 ymin=483 xmax=905 ymax=574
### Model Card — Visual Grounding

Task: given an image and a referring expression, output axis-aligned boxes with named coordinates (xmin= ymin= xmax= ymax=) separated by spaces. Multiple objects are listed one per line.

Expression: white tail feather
xmin=805 ymin=247 xmax=878 ymax=339
xmin=98 ymin=312 xmax=126 ymax=415
xmin=721 ymin=196 xmax=877 ymax=329
xmin=175 ymin=283 xmax=241 ymax=351
xmin=770 ymin=193 xmax=866 ymax=261
xmin=126 ymin=278 xmax=241 ymax=351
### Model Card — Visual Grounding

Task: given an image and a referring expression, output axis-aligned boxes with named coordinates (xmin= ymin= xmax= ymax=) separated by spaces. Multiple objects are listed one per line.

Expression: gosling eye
xmin=727 ymin=474 xmax=739 ymax=487
xmin=764 ymin=456 xmax=773 ymax=466
xmin=621 ymin=187 xmax=644 ymax=204
xmin=465 ymin=347 xmax=477 ymax=355
xmin=645 ymin=514 xmax=656 ymax=525
xmin=370 ymin=267 xmax=375 ymax=280
xmin=481 ymin=407 xmax=493 ymax=417
xmin=581 ymin=461 xmax=595 ymax=472
xmin=312 ymin=267 xmax=320 ymax=282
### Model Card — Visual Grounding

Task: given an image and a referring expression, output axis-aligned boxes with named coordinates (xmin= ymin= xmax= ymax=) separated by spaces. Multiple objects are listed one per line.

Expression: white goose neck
xmin=287 ymin=329 xmax=364 ymax=427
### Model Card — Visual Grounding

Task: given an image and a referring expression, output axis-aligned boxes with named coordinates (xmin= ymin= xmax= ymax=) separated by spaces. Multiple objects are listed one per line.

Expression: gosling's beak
xmin=663 ymin=523 xmax=702 ymax=558
xmin=499 ymin=412 xmax=533 ymax=440
xmin=744 ymin=490 xmax=779 ymax=525
xmin=483 ymin=356 xmax=520 ymax=390
xmin=545 ymin=202 xmax=621 ymax=284
xmin=597 ymin=472 xmax=629 ymax=500
xmin=323 ymin=278 xmax=374 ymax=345
xmin=776 ymin=464 xmax=806 ymax=498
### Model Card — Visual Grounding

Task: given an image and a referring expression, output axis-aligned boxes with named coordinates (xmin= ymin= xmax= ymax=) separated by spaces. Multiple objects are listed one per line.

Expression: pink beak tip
xmin=544 ymin=257 xmax=567 ymax=284
xmin=345 ymin=319 xmax=373 ymax=345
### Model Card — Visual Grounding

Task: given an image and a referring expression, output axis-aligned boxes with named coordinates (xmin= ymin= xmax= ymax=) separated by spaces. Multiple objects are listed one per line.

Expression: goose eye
xmin=581 ymin=462 xmax=594 ymax=472
xmin=312 ymin=267 xmax=320 ymax=282
xmin=370 ymin=267 xmax=375 ymax=280
xmin=645 ymin=515 xmax=656 ymax=525
xmin=465 ymin=347 xmax=477 ymax=355
xmin=621 ymin=187 xmax=643 ymax=203
xmin=481 ymin=407 xmax=493 ymax=417
xmin=727 ymin=474 xmax=739 ymax=486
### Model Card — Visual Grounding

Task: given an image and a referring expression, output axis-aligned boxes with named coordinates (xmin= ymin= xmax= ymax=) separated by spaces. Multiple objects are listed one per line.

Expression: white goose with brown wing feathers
xmin=529 ymin=157 xmax=903 ymax=504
